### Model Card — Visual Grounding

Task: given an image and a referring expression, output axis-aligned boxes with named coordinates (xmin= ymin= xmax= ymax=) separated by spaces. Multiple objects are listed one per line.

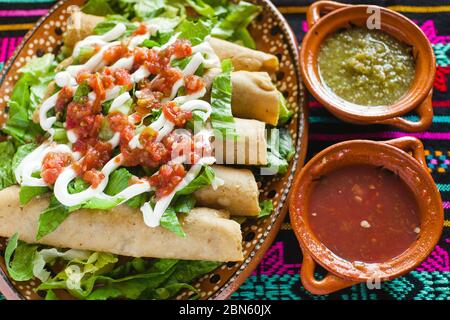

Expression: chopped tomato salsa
xmin=165 ymin=39 xmax=192 ymax=59
xmin=132 ymin=23 xmax=148 ymax=36
xmin=162 ymin=101 xmax=192 ymax=127
xmin=185 ymin=75 xmax=205 ymax=94
xmin=150 ymin=68 xmax=183 ymax=96
xmin=42 ymin=152 xmax=73 ymax=185
xmin=72 ymin=140 xmax=112 ymax=188
xmin=55 ymin=86 xmax=74 ymax=113
xmin=103 ymin=44 xmax=129 ymax=65
xmin=149 ymin=163 xmax=186 ymax=198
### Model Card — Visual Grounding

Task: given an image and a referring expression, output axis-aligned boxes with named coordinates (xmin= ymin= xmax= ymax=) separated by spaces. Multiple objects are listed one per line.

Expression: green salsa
xmin=318 ymin=27 xmax=415 ymax=106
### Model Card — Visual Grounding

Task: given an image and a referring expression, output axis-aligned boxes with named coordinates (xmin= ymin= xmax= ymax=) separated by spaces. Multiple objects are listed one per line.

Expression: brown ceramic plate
xmin=0 ymin=0 xmax=308 ymax=300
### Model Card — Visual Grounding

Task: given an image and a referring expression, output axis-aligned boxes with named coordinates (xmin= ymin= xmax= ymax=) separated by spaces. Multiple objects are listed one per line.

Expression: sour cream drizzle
xmin=19 ymin=22 xmax=221 ymax=227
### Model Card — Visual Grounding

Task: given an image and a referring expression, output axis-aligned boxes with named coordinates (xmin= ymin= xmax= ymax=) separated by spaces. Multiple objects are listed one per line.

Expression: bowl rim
xmin=289 ymin=138 xmax=443 ymax=282
xmin=0 ymin=0 xmax=310 ymax=300
xmin=299 ymin=2 xmax=436 ymax=122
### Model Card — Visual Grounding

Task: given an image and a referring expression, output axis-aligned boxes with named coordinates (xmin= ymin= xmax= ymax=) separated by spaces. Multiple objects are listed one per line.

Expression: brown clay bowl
xmin=300 ymin=1 xmax=436 ymax=132
xmin=289 ymin=137 xmax=443 ymax=295
xmin=0 ymin=0 xmax=309 ymax=300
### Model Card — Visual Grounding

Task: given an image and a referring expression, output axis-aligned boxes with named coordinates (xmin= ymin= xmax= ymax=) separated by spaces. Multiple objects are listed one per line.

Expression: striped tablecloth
xmin=1 ymin=0 xmax=449 ymax=300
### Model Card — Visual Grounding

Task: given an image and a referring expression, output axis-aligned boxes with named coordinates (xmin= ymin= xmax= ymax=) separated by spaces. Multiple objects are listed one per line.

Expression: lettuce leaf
xmin=2 ymin=54 xmax=55 ymax=145
xmin=0 ymin=140 xmax=16 ymax=191
xmin=36 ymin=195 xmax=72 ymax=240
xmin=36 ymin=177 xmax=124 ymax=240
xmin=265 ymin=128 xmax=295 ymax=175
xmin=19 ymin=186 xmax=49 ymax=205
xmin=104 ymin=168 xmax=147 ymax=208
xmin=81 ymin=0 xmax=117 ymax=16
xmin=175 ymin=18 xmax=214 ymax=46
xmin=176 ymin=165 xmax=215 ymax=195
xmin=210 ymin=59 xmax=236 ymax=138
xmin=5 ymin=233 xmax=38 ymax=281
xmin=144 ymin=260 xmax=220 ymax=299
xmin=258 ymin=200 xmax=274 ymax=218
xmin=93 ymin=15 xmax=137 ymax=37
xmin=7 ymin=235 xmax=220 ymax=300
xmin=211 ymin=1 xmax=261 ymax=48
xmin=277 ymin=92 xmax=293 ymax=125
xmin=11 ymin=143 xmax=51 ymax=204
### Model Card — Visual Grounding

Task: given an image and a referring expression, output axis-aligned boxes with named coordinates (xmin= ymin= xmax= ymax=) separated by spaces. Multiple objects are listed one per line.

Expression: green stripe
xmin=437 ymin=184 xmax=450 ymax=192
xmin=0 ymin=62 xmax=4 ymax=71
xmin=309 ymin=115 xmax=450 ymax=124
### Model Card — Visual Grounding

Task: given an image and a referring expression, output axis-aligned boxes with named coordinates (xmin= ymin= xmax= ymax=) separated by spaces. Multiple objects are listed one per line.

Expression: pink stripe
xmin=416 ymin=245 xmax=449 ymax=272
xmin=0 ymin=38 xmax=8 ymax=62
xmin=0 ymin=9 xmax=48 ymax=17
xmin=443 ymin=202 xmax=450 ymax=209
xmin=309 ymin=100 xmax=450 ymax=108
xmin=310 ymin=132 xmax=450 ymax=141
xmin=7 ymin=38 xmax=16 ymax=60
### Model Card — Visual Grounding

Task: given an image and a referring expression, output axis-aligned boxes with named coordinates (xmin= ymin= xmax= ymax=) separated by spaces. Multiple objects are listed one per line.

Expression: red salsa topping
xmin=185 ymin=75 xmax=205 ymax=94
xmin=42 ymin=152 xmax=73 ymax=185
xmin=162 ymin=101 xmax=192 ymax=127
xmin=55 ymin=86 xmax=74 ymax=113
xmin=149 ymin=163 xmax=186 ymax=198
xmin=103 ymin=44 xmax=129 ymax=65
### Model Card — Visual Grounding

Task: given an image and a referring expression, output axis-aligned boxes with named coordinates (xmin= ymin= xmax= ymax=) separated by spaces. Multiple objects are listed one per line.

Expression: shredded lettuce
xmin=210 ymin=59 xmax=236 ymax=138
xmin=265 ymin=128 xmax=295 ymax=175
xmin=93 ymin=15 xmax=137 ymax=36
xmin=175 ymin=18 xmax=214 ymax=46
xmin=258 ymin=200 xmax=274 ymax=218
xmin=2 ymin=54 xmax=55 ymax=145
xmin=81 ymin=0 xmax=116 ymax=16
xmin=176 ymin=165 xmax=215 ymax=195
xmin=0 ymin=140 xmax=16 ymax=191
xmin=105 ymin=168 xmax=148 ymax=208
xmin=33 ymin=251 xmax=219 ymax=300
xmin=19 ymin=186 xmax=49 ymax=205
xmin=211 ymin=1 xmax=261 ymax=48
xmin=277 ymin=92 xmax=294 ymax=125
xmin=83 ymin=0 xmax=259 ymax=47
xmin=11 ymin=143 xmax=50 ymax=203
xmin=5 ymin=234 xmax=37 ymax=281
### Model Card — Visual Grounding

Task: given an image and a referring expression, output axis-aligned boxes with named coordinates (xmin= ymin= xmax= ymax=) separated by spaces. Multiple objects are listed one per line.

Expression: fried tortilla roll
xmin=214 ymin=118 xmax=268 ymax=165
xmin=210 ymin=37 xmax=279 ymax=73
xmin=64 ymin=10 xmax=104 ymax=50
xmin=231 ymin=71 xmax=280 ymax=125
xmin=0 ymin=186 xmax=244 ymax=262
xmin=195 ymin=165 xmax=260 ymax=216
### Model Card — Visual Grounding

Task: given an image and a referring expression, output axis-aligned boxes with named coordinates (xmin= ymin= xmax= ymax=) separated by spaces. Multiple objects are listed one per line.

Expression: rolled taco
xmin=209 ymin=37 xmax=279 ymax=73
xmin=195 ymin=165 xmax=260 ymax=216
xmin=64 ymin=11 xmax=104 ymax=50
xmin=215 ymin=117 xmax=268 ymax=165
xmin=0 ymin=186 xmax=244 ymax=262
xmin=231 ymin=71 xmax=280 ymax=126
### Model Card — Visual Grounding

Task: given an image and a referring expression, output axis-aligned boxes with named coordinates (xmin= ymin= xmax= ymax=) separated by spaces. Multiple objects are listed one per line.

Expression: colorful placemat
xmin=0 ymin=0 xmax=449 ymax=300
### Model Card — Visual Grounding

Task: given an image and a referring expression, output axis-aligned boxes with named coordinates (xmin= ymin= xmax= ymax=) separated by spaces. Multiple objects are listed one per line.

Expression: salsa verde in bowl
xmin=300 ymin=1 xmax=435 ymax=132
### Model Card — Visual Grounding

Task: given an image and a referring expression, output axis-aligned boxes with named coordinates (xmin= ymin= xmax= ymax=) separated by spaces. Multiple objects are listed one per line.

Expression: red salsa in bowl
xmin=308 ymin=164 xmax=420 ymax=263
xmin=289 ymin=137 xmax=444 ymax=295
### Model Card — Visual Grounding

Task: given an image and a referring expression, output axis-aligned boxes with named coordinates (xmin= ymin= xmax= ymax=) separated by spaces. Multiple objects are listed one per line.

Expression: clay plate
xmin=0 ymin=0 xmax=308 ymax=300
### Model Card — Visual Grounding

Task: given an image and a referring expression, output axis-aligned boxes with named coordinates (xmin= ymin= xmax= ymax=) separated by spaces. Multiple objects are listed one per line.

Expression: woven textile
xmin=0 ymin=0 xmax=449 ymax=301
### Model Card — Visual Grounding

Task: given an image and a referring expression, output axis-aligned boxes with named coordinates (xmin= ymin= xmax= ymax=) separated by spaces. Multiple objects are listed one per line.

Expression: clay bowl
xmin=0 ymin=0 xmax=309 ymax=300
xmin=289 ymin=137 xmax=443 ymax=295
xmin=300 ymin=1 xmax=436 ymax=132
